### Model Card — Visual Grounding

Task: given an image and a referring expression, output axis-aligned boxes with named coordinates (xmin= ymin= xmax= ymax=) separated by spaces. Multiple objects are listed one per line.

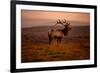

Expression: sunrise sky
xmin=21 ymin=10 xmax=90 ymax=28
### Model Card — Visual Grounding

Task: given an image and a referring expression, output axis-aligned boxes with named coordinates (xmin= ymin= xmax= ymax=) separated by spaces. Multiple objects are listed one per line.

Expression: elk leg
xmin=59 ymin=37 xmax=62 ymax=44
xmin=57 ymin=37 xmax=61 ymax=44
xmin=49 ymin=37 xmax=52 ymax=45
xmin=57 ymin=38 xmax=60 ymax=44
xmin=49 ymin=37 xmax=55 ymax=45
xmin=49 ymin=38 xmax=51 ymax=45
xmin=48 ymin=34 xmax=52 ymax=45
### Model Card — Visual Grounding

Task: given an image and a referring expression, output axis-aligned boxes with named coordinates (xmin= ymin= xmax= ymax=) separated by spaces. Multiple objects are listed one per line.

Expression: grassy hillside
xmin=21 ymin=26 xmax=90 ymax=63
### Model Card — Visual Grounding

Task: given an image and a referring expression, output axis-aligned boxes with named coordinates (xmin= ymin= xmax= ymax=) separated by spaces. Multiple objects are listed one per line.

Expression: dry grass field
xmin=21 ymin=26 xmax=90 ymax=63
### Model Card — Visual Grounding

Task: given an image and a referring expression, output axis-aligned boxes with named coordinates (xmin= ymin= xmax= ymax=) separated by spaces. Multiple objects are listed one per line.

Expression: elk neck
xmin=61 ymin=27 xmax=68 ymax=36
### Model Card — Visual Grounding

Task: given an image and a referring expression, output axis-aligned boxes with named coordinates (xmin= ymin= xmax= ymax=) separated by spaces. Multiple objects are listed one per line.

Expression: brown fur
xmin=48 ymin=19 xmax=71 ymax=45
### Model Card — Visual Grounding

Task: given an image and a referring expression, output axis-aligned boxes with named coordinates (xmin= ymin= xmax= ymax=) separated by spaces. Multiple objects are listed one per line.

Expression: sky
xmin=21 ymin=10 xmax=90 ymax=28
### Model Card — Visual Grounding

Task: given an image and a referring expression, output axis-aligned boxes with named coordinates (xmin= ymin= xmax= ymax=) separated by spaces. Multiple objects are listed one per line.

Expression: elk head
xmin=56 ymin=19 xmax=71 ymax=29
xmin=56 ymin=19 xmax=71 ymax=35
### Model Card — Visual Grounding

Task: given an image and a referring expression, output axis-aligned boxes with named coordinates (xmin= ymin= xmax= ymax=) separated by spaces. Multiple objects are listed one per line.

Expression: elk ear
xmin=67 ymin=22 xmax=70 ymax=26
xmin=68 ymin=27 xmax=71 ymax=31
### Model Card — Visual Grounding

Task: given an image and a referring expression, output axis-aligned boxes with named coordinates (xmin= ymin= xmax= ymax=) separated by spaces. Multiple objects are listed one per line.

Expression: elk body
xmin=48 ymin=19 xmax=71 ymax=45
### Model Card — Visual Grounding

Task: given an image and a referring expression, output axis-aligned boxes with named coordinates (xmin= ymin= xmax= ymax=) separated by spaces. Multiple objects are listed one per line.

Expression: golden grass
xmin=21 ymin=41 xmax=90 ymax=63
xmin=21 ymin=26 xmax=90 ymax=63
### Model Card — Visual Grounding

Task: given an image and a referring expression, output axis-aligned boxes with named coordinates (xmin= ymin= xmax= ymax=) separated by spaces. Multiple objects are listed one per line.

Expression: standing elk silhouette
xmin=48 ymin=19 xmax=71 ymax=45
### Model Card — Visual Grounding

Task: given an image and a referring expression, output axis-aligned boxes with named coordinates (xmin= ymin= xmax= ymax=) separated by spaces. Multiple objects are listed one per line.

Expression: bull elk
xmin=48 ymin=19 xmax=71 ymax=45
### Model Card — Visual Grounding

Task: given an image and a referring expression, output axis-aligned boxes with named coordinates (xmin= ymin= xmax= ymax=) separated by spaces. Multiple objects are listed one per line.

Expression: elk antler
xmin=63 ymin=19 xmax=66 ymax=23
xmin=56 ymin=19 xmax=62 ymax=24
xmin=56 ymin=19 xmax=70 ymax=26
